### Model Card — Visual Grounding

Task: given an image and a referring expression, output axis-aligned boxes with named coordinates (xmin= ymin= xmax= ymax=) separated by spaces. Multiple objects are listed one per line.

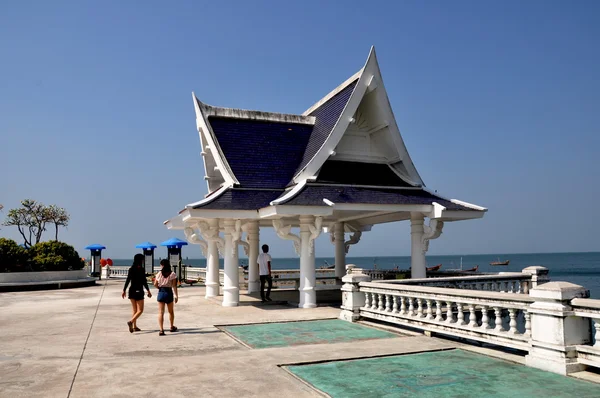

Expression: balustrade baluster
xmin=511 ymin=281 xmax=517 ymax=293
xmin=400 ymin=297 xmax=407 ymax=315
xmin=480 ymin=283 xmax=486 ymax=290
xmin=372 ymin=293 xmax=379 ymax=310
xmin=524 ymin=310 xmax=531 ymax=336
xmin=426 ymin=299 xmax=434 ymax=320
xmin=435 ymin=300 xmax=443 ymax=321
xmin=522 ymin=281 xmax=530 ymax=294
xmin=408 ymin=297 xmax=415 ymax=316
xmin=457 ymin=303 xmax=466 ymax=325
xmin=392 ymin=296 xmax=399 ymax=313
xmin=481 ymin=306 xmax=491 ymax=329
xmin=593 ymin=319 xmax=600 ymax=348
xmin=385 ymin=294 xmax=392 ymax=312
xmin=378 ymin=294 xmax=385 ymax=311
xmin=494 ymin=307 xmax=504 ymax=331
xmin=503 ymin=281 xmax=509 ymax=292
xmin=508 ymin=309 xmax=518 ymax=334
xmin=468 ymin=304 xmax=477 ymax=328
xmin=364 ymin=292 xmax=371 ymax=308
xmin=446 ymin=301 xmax=455 ymax=324
xmin=417 ymin=298 xmax=424 ymax=317
xmin=496 ymin=282 xmax=502 ymax=292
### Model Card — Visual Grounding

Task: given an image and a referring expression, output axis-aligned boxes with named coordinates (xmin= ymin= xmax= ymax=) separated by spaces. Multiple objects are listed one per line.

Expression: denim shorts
xmin=157 ymin=287 xmax=174 ymax=304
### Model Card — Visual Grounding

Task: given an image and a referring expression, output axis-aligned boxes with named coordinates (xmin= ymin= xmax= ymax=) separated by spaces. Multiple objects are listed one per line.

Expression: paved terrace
xmin=1 ymin=281 xmax=599 ymax=397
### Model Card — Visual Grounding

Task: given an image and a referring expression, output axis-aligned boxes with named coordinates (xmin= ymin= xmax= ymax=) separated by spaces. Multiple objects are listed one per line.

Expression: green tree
xmin=29 ymin=241 xmax=84 ymax=271
xmin=45 ymin=205 xmax=70 ymax=241
xmin=0 ymin=238 xmax=29 ymax=272
xmin=3 ymin=200 xmax=49 ymax=247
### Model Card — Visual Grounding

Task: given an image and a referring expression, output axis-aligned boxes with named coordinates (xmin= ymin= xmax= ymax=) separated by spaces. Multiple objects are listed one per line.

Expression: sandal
xmin=170 ymin=326 xmax=178 ymax=332
xmin=127 ymin=321 xmax=134 ymax=333
xmin=134 ymin=327 xmax=141 ymax=332
xmin=159 ymin=331 xmax=165 ymax=336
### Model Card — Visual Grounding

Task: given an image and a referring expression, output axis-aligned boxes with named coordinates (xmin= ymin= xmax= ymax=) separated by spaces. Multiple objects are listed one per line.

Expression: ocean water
xmin=112 ymin=252 xmax=600 ymax=298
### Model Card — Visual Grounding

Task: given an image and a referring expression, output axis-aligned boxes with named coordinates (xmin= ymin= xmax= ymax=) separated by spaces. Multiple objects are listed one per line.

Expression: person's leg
xmin=132 ymin=300 xmax=144 ymax=327
xmin=158 ymin=302 xmax=166 ymax=333
xmin=129 ymin=299 xmax=137 ymax=320
xmin=167 ymin=302 xmax=175 ymax=330
xmin=260 ymin=275 xmax=266 ymax=301
xmin=127 ymin=299 xmax=137 ymax=332
xmin=266 ymin=276 xmax=273 ymax=301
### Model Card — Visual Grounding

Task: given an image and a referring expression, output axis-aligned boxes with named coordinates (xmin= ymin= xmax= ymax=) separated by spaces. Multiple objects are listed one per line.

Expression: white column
xmin=334 ymin=222 xmax=346 ymax=279
xmin=223 ymin=219 xmax=239 ymax=307
xmin=410 ymin=212 xmax=426 ymax=279
xmin=299 ymin=215 xmax=317 ymax=308
xmin=205 ymin=240 xmax=220 ymax=298
xmin=247 ymin=221 xmax=260 ymax=293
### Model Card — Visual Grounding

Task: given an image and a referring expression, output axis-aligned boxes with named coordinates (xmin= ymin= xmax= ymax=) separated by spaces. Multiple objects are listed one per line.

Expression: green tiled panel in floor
xmin=222 ymin=319 xmax=397 ymax=348
xmin=288 ymin=349 xmax=600 ymax=398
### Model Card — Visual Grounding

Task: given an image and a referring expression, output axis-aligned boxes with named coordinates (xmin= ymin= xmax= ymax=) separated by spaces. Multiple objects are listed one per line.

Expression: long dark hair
xmin=160 ymin=259 xmax=172 ymax=278
xmin=132 ymin=253 xmax=144 ymax=269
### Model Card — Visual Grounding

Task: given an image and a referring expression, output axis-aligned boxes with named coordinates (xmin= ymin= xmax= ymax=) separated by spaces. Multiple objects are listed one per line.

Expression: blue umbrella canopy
xmin=85 ymin=244 xmax=106 ymax=250
xmin=160 ymin=238 xmax=188 ymax=248
xmin=135 ymin=242 xmax=157 ymax=250
xmin=18 ymin=243 xmax=28 ymax=249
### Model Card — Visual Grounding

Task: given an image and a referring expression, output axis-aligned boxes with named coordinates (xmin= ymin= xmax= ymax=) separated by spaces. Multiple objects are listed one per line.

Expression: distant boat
xmin=490 ymin=258 xmax=510 ymax=266
xmin=426 ymin=264 xmax=442 ymax=272
xmin=447 ymin=257 xmax=478 ymax=273
xmin=320 ymin=260 xmax=335 ymax=269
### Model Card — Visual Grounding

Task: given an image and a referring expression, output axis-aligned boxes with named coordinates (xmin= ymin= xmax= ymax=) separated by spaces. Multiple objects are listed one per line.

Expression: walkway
xmin=1 ymin=280 xmax=598 ymax=397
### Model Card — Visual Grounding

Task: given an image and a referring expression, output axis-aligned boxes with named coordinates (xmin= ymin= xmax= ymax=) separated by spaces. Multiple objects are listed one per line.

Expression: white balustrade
xmin=359 ymin=281 xmax=533 ymax=351
xmin=570 ymin=298 xmax=600 ymax=369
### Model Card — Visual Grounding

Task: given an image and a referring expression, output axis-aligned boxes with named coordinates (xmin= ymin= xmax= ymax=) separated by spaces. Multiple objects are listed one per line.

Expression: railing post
xmin=340 ymin=265 xmax=371 ymax=322
xmin=525 ymin=281 xmax=591 ymax=375
xmin=521 ymin=266 xmax=550 ymax=289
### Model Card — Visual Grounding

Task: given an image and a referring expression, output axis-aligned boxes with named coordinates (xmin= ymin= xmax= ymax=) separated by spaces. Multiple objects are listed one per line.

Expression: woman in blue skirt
xmin=153 ymin=259 xmax=179 ymax=336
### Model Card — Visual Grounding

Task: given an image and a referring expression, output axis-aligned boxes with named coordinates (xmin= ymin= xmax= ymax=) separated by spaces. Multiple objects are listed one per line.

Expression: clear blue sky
xmin=1 ymin=1 xmax=599 ymax=259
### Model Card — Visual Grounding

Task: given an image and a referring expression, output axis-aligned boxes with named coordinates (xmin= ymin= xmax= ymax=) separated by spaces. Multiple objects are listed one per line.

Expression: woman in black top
xmin=122 ymin=254 xmax=152 ymax=333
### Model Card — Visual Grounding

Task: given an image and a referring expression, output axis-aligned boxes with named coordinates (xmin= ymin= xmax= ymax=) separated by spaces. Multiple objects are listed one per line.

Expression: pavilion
xmin=165 ymin=47 xmax=487 ymax=308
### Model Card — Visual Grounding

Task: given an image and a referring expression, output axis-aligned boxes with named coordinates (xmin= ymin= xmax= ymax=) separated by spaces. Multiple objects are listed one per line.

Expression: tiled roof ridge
xmin=199 ymin=101 xmax=315 ymax=125
xmin=302 ymin=69 xmax=363 ymax=116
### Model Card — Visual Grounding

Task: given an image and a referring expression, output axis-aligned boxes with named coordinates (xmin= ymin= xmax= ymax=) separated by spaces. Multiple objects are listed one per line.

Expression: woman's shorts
xmin=157 ymin=287 xmax=174 ymax=304
xmin=128 ymin=288 xmax=145 ymax=301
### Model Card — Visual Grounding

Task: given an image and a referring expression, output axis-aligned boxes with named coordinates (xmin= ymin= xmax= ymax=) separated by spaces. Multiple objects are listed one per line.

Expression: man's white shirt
xmin=258 ymin=253 xmax=272 ymax=275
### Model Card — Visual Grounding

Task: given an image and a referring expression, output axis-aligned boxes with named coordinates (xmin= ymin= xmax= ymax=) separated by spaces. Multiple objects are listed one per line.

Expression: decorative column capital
xmin=421 ymin=219 xmax=444 ymax=255
xmin=184 ymin=226 xmax=207 ymax=256
xmin=300 ymin=216 xmax=323 ymax=254
xmin=197 ymin=220 xmax=225 ymax=256
xmin=273 ymin=219 xmax=301 ymax=256
xmin=344 ymin=231 xmax=362 ymax=254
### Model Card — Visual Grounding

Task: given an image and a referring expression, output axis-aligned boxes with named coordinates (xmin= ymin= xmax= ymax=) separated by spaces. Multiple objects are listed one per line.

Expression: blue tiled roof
xmin=294 ymin=79 xmax=358 ymax=177
xmin=192 ymin=188 xmax=284 ymax=210
xmin=279 ymin=185 xmax=475 ymax=211
xmin=208 ymin=117 xmax=313 ymax=189
xmin=316 ymin=161 xmax=412 ymax=187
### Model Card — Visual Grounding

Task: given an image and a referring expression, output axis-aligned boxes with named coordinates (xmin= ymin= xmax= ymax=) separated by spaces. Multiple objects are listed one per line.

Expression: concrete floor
xmin=0 ymin=279 xmax=456 ymax=398
xmin=2 ymin=280 xmax=597 ymax=398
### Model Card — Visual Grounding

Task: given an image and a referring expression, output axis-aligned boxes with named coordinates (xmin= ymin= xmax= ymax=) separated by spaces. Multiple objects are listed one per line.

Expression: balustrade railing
xmin=107 ymin=266 xmax=337 ymax=290
xmin=389 ymin=273 xmax=535 ymax=294
xmin=359 ymin=281 xmax=533 ymax=351
xmin=570 ymin=298 xmax=600 ymax=368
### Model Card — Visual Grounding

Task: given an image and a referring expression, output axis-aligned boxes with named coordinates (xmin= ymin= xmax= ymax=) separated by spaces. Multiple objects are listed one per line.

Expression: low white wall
xmin=0 ymin=269 xmax=90 ymax=284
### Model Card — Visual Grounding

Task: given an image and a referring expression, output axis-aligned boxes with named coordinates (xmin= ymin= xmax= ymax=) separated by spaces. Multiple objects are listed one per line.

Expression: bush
xmin=28 ymin=241 xmax=85 ymax=272
xmin=0 ymin=238 xmax=29 ymax=272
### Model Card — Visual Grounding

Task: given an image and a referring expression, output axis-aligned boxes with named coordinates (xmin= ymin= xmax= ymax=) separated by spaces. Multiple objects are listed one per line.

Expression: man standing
xmin=258 ymin=244 xmax=273 ymax=302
